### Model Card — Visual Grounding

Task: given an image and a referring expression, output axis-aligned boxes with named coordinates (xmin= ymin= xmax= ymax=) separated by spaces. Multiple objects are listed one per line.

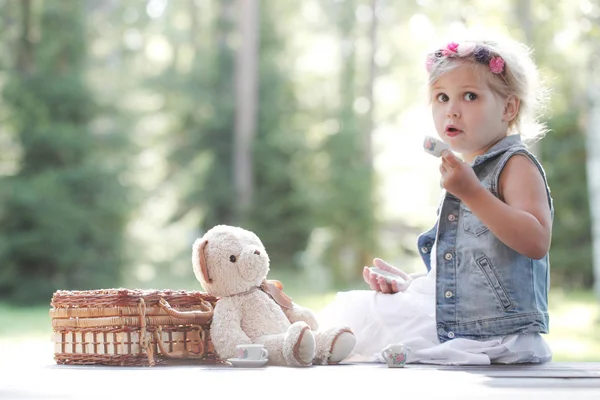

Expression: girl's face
xmin=430 ymin=62 xmax=516 ymax=163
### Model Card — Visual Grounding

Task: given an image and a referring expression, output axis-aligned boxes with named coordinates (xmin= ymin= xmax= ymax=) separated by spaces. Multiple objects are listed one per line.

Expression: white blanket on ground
xmin=317 ymin=242 xmax=552 ymax=365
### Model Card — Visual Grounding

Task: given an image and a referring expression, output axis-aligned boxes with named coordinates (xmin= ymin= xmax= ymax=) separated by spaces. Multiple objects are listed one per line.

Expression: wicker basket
xmin=50 ymin=288 xmax=220 ymax=366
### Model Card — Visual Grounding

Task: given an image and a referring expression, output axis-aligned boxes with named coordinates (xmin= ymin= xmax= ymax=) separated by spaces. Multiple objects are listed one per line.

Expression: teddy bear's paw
xmin=295 ymin=327 xmax=316 ymax=366
xmin=284 ymin=322 xmax=315 ymax=367
xmin=310 ymin=327 xmax=356 ymax=365
xmin=328 ymin=330 xmax=356 ymax=364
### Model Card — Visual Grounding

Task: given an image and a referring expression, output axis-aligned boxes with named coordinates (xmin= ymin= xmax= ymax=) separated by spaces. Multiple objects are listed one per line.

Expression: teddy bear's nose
xmin=254 ymin=249 xmax=261 ymax=255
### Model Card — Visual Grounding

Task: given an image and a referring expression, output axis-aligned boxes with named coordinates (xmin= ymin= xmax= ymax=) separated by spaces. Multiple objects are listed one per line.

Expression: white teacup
xmin=381 ymin=343 xmax=410 ymax=368
xmin=235 ymin=344 xmax=269 ymax=361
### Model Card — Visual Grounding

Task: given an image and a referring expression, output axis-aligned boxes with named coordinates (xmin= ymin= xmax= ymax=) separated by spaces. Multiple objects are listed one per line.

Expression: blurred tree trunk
xmin=514 ymin=0 xmax=539 ymax=156
xmin=17 ymin=0 xmax=33 ymax=74
xmin=358 ymin=0 xmax=379 ymax=268
xmin=234 ymin=0 xmax=259 ymax=221
xmin=589 ymin=86 xmax=600 ymax=301
xmin=364 ymin=0 xmax=379 ymax=167
xmin=588 ymin=30 xmax=600 ymax=301
xmin=244 ymin=2 xmax=315 ymax=267
xmin=316 ymin=0 xmax=377 ymax=285
xmin=515 ymin=0 xmax=532 ymax=45
xmin=192 ymin=0 xmax=237 ymax=229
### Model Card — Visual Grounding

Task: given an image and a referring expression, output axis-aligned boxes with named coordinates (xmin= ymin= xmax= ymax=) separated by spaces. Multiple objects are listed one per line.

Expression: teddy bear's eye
xmin=229 ymin=255 xmax=237 ymax=263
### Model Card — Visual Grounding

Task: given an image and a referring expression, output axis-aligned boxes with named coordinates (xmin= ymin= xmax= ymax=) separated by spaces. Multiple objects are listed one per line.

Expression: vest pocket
xmin=461 ymin=206 xmax=489 ymax=236
xmin=476 ymin=256 xmax=513 ymax=310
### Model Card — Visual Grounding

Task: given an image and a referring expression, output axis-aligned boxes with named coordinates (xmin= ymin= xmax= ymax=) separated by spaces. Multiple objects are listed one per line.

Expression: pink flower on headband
xmin=442 ymin=42 xmax=459 ymax=56
xmin=425 ymin=42 xmax=507 ymax=75
xmin=489 ymin=56 xmax=505 ymax=74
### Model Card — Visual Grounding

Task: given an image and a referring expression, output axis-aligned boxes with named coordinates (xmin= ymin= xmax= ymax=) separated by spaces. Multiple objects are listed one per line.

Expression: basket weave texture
xmin=50 ymin=288 xmax=220 ymax=366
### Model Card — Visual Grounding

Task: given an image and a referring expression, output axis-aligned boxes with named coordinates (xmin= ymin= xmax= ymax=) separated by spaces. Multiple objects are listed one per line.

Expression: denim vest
xmin=417 ymin=135 xmax=553 ymax=343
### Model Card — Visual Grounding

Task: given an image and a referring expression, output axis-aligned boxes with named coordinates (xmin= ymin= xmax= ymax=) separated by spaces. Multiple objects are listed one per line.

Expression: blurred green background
xmin=0 ymin=0 xmax=599 ymax=362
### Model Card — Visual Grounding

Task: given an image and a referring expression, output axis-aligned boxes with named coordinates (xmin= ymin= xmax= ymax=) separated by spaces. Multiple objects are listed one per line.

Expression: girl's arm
xmin=441 ymin=152 xmax=552 ymax=259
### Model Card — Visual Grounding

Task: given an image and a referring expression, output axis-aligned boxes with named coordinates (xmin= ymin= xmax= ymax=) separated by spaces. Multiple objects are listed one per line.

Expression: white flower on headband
xmin=457 ymin=42 xmax=476 ymax=57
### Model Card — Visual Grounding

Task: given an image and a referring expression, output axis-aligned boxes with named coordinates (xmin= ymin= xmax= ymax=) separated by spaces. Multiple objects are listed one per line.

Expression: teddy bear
xmin=192 ymin=224 xmax=356 ymax=367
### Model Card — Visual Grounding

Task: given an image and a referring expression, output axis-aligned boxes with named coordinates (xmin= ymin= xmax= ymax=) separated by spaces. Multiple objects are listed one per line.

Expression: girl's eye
xmin=436 ymin=93 xmax=449 ymax=102
xmin=464 ymin=92 xmax=477 ymax=101
xmin=229 ymin=255 xmax=237 ymax=263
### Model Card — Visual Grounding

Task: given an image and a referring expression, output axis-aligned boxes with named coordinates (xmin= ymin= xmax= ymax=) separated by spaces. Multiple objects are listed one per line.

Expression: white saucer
xmin=227 ymin=358 xmax=268 ymax=368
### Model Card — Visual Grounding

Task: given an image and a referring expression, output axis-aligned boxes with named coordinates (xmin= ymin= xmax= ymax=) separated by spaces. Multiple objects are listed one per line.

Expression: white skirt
xmin=317 ymin=270 xmax=552 ymax=365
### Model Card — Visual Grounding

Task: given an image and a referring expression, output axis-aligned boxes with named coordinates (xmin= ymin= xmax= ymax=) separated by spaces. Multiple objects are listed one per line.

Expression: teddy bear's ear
xmin=198 ymin=239 xmax=212 ymax=283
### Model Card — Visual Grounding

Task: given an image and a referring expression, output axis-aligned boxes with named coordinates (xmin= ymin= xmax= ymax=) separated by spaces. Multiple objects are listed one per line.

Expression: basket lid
xmin=50 ymin=288 xmax=218 ymax=308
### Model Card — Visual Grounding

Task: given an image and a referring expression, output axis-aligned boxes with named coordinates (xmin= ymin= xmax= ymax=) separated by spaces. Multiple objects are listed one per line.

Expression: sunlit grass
xmin=2 ymin=287 xmax=598 ymax=362
xmin=0 ymin=303 xmax=50 ymax=341
xmin=545 ymin=289 xmax=600 ymax=362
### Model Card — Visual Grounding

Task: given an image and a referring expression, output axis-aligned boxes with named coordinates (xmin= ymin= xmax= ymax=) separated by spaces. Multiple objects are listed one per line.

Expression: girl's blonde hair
xmin=426 ymin=36 xmax=549 ymax=144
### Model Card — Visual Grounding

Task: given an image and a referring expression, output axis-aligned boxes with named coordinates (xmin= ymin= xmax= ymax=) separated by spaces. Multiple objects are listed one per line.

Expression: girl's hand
xmin=362 ymin=258 xmax=413 ymax=294
xmin=439 ymin=151 xmax=483 ymax=200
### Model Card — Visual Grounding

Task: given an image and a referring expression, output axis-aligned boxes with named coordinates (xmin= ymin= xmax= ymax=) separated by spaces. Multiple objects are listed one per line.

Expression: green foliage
xmin=163 ymin=0 xmax=237 ymax=229
xmin=161 ymin=1 xmax=314 ymax=268
xmin=542 ymin=112 xmax=593 ymax=288
xmin=313 ymin=0 xmax=377 ymax=285
xmin=191 ymin=2 xmax=238 ymax=230
xmin=0 ymin=0 xmax=596 ymax=298
xmin=0 ymin=1 xmax=130 ymax=304
xmin=245 ymin=3 xmax=314 ymax=267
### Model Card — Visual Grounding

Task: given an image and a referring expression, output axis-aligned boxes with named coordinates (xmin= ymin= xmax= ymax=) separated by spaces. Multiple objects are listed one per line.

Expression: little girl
xmin=318 ymin=35 xmax=554 ymax=365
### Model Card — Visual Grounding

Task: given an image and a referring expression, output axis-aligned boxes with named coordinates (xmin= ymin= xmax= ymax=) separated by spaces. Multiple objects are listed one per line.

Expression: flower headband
xmin=426 ymin=42 xmax=505 ymax=75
